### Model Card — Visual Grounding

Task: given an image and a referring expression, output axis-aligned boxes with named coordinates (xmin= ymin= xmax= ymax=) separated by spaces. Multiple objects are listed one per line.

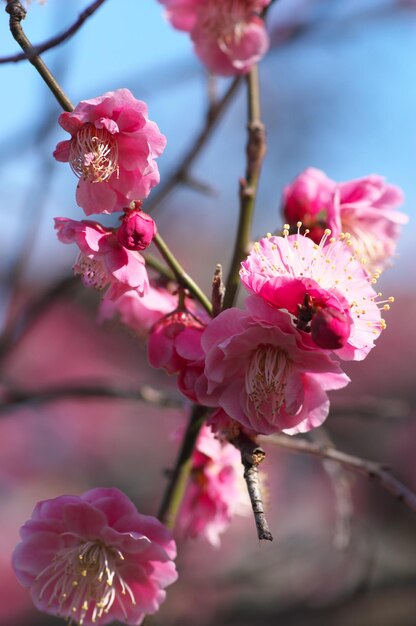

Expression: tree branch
xmin=5 ymin=0 xmax=73 ymax=111
xmin=0 ymin=383 xmax=181 ymax=413
xmin=0 ymin=0 xmax=107 ymax=64
xmin=145 ymin=77 xmax=242 ymax=211
xmin=223 ymin=65 xmax=266 ymax=308
xmin=231 ymin=433 xmax=273 ymax=541
xmin=265 ymin=434 xmax=416 ymax=514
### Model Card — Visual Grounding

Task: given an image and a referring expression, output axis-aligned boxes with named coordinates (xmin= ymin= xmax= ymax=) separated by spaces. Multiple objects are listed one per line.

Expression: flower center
xmin=200 ymin=0 xmax=248 ymax=49
xmin=73 ymin=254 xmax=108 ymax=290
xmin=245 ymin=345 xmax=290 ymax=418
xmin=69 ymin=124 xmax=119 ymax=183
xmin=36 ymin=539 xmax=136 ymax=625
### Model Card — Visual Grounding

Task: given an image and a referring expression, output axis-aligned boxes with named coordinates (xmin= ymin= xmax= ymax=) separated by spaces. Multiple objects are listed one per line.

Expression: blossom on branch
xmin=178 ymin=425 xmax=249 ymax=546
xmin=55 ymin=217 xmax=149 ymax=301
xmin=282 ymin=168 xmax=407 ymax=272
xmin=240 ymin=230 xmax=387 ymax=360
xmin=159 ymin=0 xmax=271 ymax=75
xmin=12 ymin=488 xmax=178 ymax=626
xmin=194 ymin=296 xmax=350 ymax=436
xmin=54 ymin=89 xmax=166 ymax=215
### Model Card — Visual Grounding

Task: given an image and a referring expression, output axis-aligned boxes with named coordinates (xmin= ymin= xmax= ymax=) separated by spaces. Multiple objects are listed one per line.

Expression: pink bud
xmin=310 ymin=306 xmax=352 ymax=350
xmin=117 ymin=208 xmax=157 ymax=251
xmin=148 ymin=310 xmax=205 ymax=374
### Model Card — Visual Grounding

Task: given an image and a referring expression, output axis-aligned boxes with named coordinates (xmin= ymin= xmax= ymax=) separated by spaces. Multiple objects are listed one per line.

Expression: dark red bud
xmin=117 ymin=209 xmax=157 ymax=251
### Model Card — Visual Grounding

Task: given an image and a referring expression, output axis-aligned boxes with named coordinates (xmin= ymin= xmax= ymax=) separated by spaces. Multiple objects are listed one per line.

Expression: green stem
xmin=223 ymin=65 xmax=266 ymax=309
xmin=6 ymin=0 xmax=74 ymax=112
xmin=153 ymin=233 xmax=212 ymax=316
xmin=158 ymin=405 xmax=207 ymax=528
xmin=143 ymin=253 xmax=176 ymax=283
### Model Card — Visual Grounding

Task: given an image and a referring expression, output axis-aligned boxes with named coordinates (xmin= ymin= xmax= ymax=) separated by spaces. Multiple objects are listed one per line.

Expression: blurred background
xmin=0 ymin=0 xmax=416 ymax=625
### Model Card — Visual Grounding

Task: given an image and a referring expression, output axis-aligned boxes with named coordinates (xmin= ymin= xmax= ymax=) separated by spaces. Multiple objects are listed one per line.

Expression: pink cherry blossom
xmin=55 ymin=217 xmax=149 ymax=301
xmin=12 ymin=487 xmax=177 ymax=626
xmin=53 ymin=89 xmax=166 ymax=215
xmin=240 ymin=231 xmax=387 ymax=361
xmin=99 ymin=284 xmax=178 ymax=338
xmin=177 ymin=425 xmax=248 ymax=546
xmin=282 ymin=168 xmax=407 ymax=272
xmin=331 ymin=174 xmax=408 ymax=272
xmin=195 ymin=296 xmax=350 ymax=436
xmin=117 ymin=205 xmax=157 ymax=251
xmin=148 ymin=309 xmax=205 ymax=375
xmin=159 ymin=0 xmax=271 ymax=76
xmin=282 ymin=167 xmax=337 ymax=242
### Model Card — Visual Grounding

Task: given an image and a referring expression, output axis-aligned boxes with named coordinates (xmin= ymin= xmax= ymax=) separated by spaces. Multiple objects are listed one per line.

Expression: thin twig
xmin=0 ymin=0 xmax=107 ymax=64
xmin=265 ymin=434 xmax=416 ymax=514
xmin=223 ymin=65 xmax=266 ymax=308
xmin=153 ymin=233 xmax=212 ymax=315
xmin=231 ymin=433 xmax=273 ymax=542
xmin=211 ymin=264 xmax=224 ymax=317
xmin=158 ymin=405 xmax=208 ymax=529
xmin=5 ymin=0 xmax=73 ymax=111
xmin=0 ymin=384 xmax=181 ymax=413
xmin=145 ymin=77 xmax=242 ymax=211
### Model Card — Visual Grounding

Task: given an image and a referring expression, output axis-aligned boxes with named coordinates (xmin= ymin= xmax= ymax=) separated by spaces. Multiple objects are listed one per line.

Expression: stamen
xmin=69 ymin=124 xmax=119 ymax=183
xmin=37 ymin=540 xmax=134 ymax=625
xmin=245 ymin=345 xmax=290 ymax=419
xmin=73 ymin=254 xmax=108 ymax=291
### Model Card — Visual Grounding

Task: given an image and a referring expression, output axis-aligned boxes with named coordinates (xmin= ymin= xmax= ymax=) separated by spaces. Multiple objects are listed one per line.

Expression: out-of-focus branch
xmin=231 ymin=433 xmax=273 ymax=542
xmin=0 ymin=0 xmax=107 ymax=64
xmin=223 ymin=65 xmax=266 ymax=308
xmin=0 ymin=383 xmax=181 ymax=413
xmin=265 ymin=434 xmax=416 ymax=514
xmin=145 ymin=77 xmax=242 ymax=211
xmin=158 ymin=404 xmax=208 ymax=529
xmin=211 ymin=264 xmax=224 ymax=317
xmin=5 ymin=0 xmax=73 ymax=111
xmin=153 ymin=233 xmax=213 ymax=315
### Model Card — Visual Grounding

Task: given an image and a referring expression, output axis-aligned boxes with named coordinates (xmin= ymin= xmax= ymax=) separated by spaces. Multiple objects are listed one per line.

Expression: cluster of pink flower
xmin=13 ymin=77 xmax=407 ymax=626
xmin=54 ymin=88 xmax=164 ymax=304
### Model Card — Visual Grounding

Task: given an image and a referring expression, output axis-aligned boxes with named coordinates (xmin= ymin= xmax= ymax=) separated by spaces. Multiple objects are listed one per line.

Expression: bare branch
xmin=0 ymin=383 xmax=181 ymax=413
xmin=211 ymin=264 xmax=224 ymax=317
xmin=264 ymin=434 xmax=416 ymax=514
xmin=145 ymin=77 xmax=242 ymax=211
xmin=0 ymin=0 xmax=107 ymax=64
xmin=231 ymin=433 xmax=273 ymax=542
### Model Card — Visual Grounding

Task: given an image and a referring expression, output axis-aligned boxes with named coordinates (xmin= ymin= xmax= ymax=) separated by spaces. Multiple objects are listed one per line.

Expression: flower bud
xmin=310 ymin=306 xmax=352 ymax=350
xmin=117 ymin=208 xmax=157 ymax=251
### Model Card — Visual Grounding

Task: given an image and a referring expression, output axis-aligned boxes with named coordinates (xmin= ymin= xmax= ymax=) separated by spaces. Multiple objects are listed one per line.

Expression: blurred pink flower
xmin=12 ymin=487 xmax=177 ymax=626
xmin=240 ymin=232 xmax=385 ymax=360
xmin=99 ymin=284 xmax=177 ymax=338
xmin=55 ymin=217 xmax=149 ymax=301
xmin=195 ymin=297 xmax=349 ymax=435
xmin=159 ymin=0 xmax=271 ymax=75
xmin=53 ymin=89 xmax=166 ymax=215
xmin=282 ymin=168 xmax=407 ymax=272
xmin=178 ymin=425 xmax=248 ymax=546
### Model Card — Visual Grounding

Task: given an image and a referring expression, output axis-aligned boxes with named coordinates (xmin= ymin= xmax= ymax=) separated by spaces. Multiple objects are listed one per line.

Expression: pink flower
xmin=282 ymin=167 xmax=336 ymax=242
xmin=332 ymin=174 xmax=408 ymax=272
xmin=159 ymin=0 xmax=271 ymax=76
xmin=12 ymin=487 xmax=178 ymax=626
xmin=55 ymin=217 xmax=149 ymax=301
xmin=240 ymin=231 xmax=387 ymax=360
xmin=282 ymin=168 xmax=407 ymax=272
xmin=53 ymin=89 xmax=166 ymax=215
xmin=117 ymin=205 xmax=157 ymax=251
xmin=195 ymin=296 xmax=350 ymax=436
xmin=148 ymin=309 xmax=205 ymax=375
xmin=177 ymin=425 xmax=248 ymax=546
xmin=99 ymin=284 xmax=177 ymax=338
